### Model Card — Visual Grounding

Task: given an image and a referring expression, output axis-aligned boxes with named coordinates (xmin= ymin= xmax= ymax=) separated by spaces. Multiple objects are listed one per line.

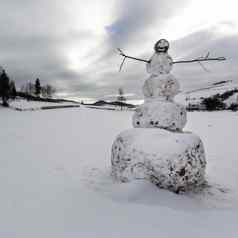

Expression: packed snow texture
xmin=146 ymin=53 xmax=173 ymax=74
xmin=111 ymin=128 xmax=206 ymax=193
xmin=142 ymin=48 xmax=180 ymax=101
xmin=132 ymin=100 xmax=187 ymax=131
xmin=143 ymin=74 xmax=180 ymax=101
xmin=1 ymin=102 xmax=238 ymax=238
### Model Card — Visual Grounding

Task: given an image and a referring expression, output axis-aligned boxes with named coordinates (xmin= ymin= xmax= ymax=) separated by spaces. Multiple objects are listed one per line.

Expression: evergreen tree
xmin=0 ymin=70 xmax=10 ymax=107
xmin=201 ymin=96 xmax=225 ymax=111
xmin=35 ymin=78 xmax=41 ymax=97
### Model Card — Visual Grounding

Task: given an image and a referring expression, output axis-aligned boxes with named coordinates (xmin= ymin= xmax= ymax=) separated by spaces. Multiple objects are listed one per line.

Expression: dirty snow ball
xmin=146 ymin=53 xmax=173 ymax=74
xmin=132 ymin=100 xmax=187 ymax=131
xmin=111 ymin=128 xmax=206 ymax=193
xmin=143 ymin=74 xmax=180 ymax=101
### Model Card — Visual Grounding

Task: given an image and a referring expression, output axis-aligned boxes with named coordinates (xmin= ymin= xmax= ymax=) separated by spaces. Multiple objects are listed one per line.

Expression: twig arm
xmin=121 ymin=55 xmax=150 ymax=63
xmin=117 ymin=48 xmax=150 ymax=63
xmin=173 ymin=57 xmax=226 ymax=64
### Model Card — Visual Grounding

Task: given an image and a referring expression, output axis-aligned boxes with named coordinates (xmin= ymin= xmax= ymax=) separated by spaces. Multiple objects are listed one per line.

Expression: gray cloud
xmin=81 ymin=23 xmax=238 ymax=100
xmin=170 ymin=26 xmax=238 ymax=91
xmin=106 ymin=0 xmax=189 ymax=48
xmin=0 ymin=0 xmax=72 ymax=86
xmin=0 ymin=0 xmax=237 ymax=101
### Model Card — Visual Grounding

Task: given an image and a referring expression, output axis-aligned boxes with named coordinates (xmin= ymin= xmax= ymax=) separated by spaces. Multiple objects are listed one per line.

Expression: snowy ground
xmin=10 ymin=99 xmax=79 ymax=110
xmin=0 ymin=103 xmax=238 ymax=237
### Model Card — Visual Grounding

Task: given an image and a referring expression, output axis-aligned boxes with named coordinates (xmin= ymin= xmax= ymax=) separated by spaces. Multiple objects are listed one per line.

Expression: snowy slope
xmin=224 ymin=92 xmax=238 ymax=106
xmin=0 ymin=106 xmax=238 ymax=237
xmin=177 ymin=79 xmax=238 ymax=106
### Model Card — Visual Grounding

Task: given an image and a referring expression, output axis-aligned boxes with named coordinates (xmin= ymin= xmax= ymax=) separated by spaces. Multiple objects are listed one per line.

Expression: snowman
xmin=111 ymin=41 xmax=225 ymax=192
xmin=143 ymin=39 xmax=179 ymax=102
xmin=112 ymin=42 xmax=205 ymax=192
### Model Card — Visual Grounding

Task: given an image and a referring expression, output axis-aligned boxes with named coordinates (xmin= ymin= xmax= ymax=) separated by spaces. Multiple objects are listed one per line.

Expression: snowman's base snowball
xmin=132 ymin=100 xmax=187 ymax=131
xmin=111 ymin=128 xmax=206 ymax=193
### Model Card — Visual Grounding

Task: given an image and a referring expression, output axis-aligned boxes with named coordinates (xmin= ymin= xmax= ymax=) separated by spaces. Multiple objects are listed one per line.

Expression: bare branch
xmin=198 ymin=61 xmax=210 ymax=73
xmin=117 ymin=49 xmax=150 ymax=63
xmin=173 ymin=57 xmax=226 ymax=64
xmin=119 ymin=56 xmax=126 ymax=72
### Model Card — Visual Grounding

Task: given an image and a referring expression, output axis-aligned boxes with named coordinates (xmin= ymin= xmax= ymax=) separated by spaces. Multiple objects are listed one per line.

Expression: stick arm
xmin=117 ymin=48 xmax=150 ymax=63
xmin=173 ymin=56 xmax=226 ymax=64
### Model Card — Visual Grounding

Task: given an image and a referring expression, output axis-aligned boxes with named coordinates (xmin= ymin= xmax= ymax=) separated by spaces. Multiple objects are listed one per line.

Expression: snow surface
xmin=10 ymin=99 xmax=79 ymax=110
xmin=0 ymin=104 xmax=238 ymax=237
xmin=143 ymin=50 xmax=180 ymax=101
xmin=143 ymin=73 xmax=180 ymax=101
xmin=146 ymin=53 xmax=173 ymax=74
xmin=133 ymin=100 xmax=187 ymax=130
xmin=111 ymin=128 xmax=206 ymax=192
xmin=224 ymin=93 xmax=238 ymax=107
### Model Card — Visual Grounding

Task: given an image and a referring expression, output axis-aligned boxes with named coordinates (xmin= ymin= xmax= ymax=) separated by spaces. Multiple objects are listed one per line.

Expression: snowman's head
xmin=154 ymin=39 xmax=169 ymax=53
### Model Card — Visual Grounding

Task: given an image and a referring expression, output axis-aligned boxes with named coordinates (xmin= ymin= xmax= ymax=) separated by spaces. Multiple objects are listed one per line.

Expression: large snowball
xmin=143 ymin=74 xmax=180 ymax=101
xmin=111 ymin=128 xmax=206 ymax=193
xmin=132 ymin=100 xmax=187 ymax=131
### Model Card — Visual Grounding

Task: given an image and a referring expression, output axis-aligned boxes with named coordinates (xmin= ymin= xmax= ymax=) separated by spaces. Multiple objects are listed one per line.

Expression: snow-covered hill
xmin=177 ymin=79 xmax=238 ymax=107
xmin=0 ymin=105 xmax=238 ymax=237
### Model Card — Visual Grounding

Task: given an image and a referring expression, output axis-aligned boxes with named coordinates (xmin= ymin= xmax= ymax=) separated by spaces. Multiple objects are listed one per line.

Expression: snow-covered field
xmin=10 ymin=99 xmax=79 ymax=110
xmin=0 ymin=104 xmax=238 ymax=237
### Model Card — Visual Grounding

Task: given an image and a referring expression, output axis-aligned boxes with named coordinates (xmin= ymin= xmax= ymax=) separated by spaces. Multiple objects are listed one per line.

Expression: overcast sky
xmin=1 ymin=0 xmax=238 ymax=100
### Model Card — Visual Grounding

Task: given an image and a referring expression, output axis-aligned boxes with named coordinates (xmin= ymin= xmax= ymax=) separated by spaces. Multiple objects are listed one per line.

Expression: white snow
xmin=146 ymin=53 xmax=173 ymax=74
xmin=143 ymin=47 xmax=180 ymax=101
xmin=111 ymin=128 xmax=206 ymax=192
xmin=132 ymin=100 xmax=187 ymax=130
xmin=0 ymin=104 xmax=238 ymax=237
xmin=10 ymin=99 xmax=79 ymax=110
xmin=143 ymin=73 xmax=180 ymax=101
xmin=224 ymin=93 xmax=238 ymax=107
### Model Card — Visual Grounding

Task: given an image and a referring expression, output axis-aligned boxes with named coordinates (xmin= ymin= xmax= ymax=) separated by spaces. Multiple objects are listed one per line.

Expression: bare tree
xmin=117 ymin=88 xmax=126 ymax=110
xmin=41 ymin=84 xmax=56 ymax=98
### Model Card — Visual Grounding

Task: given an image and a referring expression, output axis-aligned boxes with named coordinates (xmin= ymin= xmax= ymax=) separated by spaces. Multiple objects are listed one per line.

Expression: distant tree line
xmin=201 ymin=89 xmax=238 ymax=111
xmin=187 ymin=89 xmax=238 ymax=111
xmin=201 ymin=97 xmax=226 ymax=111
xmin=0 ymin=67 xmax=56 ymax=107
xmin=20 ymin=78 xmax=56 ymax=98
